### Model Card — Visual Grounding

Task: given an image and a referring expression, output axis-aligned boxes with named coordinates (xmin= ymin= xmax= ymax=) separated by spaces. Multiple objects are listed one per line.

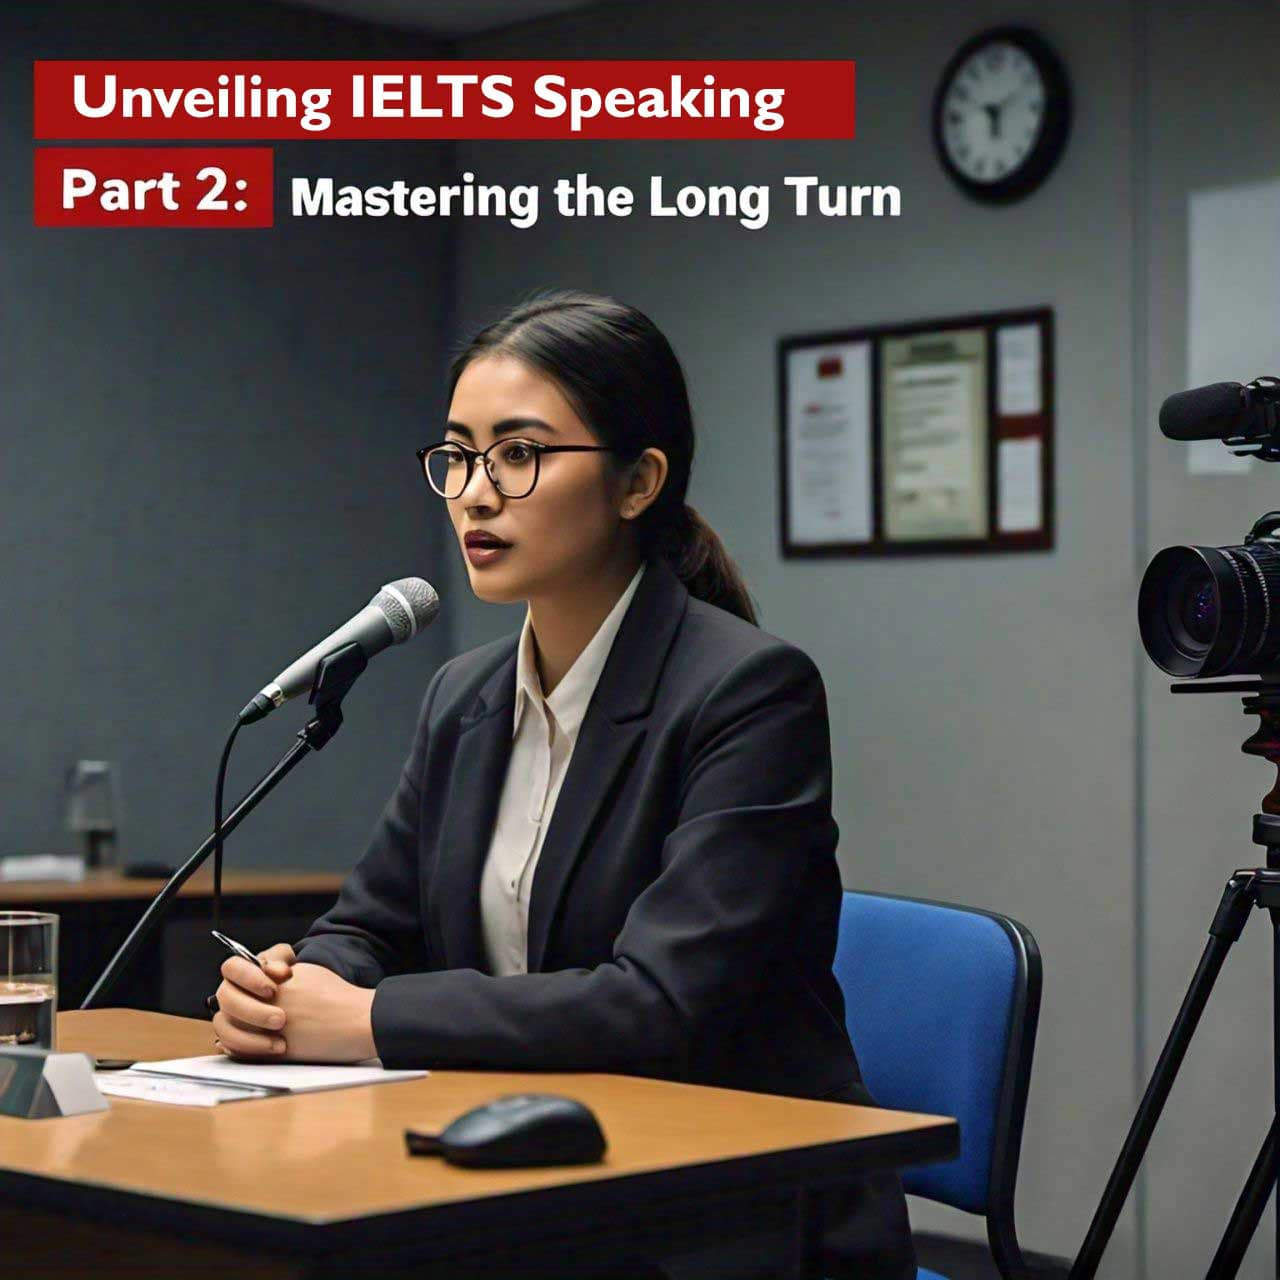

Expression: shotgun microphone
xmin=1158 ymin=378 xmax=1280 ymax=447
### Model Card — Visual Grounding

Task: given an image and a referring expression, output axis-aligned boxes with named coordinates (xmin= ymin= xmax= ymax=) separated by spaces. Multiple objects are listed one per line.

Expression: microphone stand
xmin=80 ymin=644 xmax=368 ymax=1011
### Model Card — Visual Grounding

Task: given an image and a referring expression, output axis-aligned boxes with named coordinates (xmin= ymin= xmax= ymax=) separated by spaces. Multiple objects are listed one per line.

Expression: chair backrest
xmin=833 ymin=891 xmax=1041 ymax=1217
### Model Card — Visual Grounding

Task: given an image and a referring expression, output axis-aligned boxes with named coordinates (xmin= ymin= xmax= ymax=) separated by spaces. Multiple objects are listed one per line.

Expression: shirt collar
xmin=512 ymin=560 xmax=648 ymax=743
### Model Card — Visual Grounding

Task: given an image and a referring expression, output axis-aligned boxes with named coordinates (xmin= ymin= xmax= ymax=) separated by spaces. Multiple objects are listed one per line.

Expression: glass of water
xmin=0 ymin=912 xmax=58 ymax=1050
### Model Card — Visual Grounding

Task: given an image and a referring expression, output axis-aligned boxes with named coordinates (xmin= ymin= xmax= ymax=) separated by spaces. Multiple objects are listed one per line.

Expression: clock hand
xmin=995 ymin=88 xmax=1023 ymax=109
xmin=982 ymin=86 xmax=1031 ymax=140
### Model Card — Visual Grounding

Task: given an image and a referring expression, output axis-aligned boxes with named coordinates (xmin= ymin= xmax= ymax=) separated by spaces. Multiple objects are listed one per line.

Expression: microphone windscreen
xmin=1159 ymin=382 xmax=1245 ymax=440
xmin=373 ymin=578 xmax=440 ymax=643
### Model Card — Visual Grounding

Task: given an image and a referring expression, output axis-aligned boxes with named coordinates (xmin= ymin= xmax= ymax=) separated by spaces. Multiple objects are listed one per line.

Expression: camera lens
xmin=1170 ymin=563 xmax=1217 ymax=647
xmin=1139 ymin=541 xmax=1280 ymax=676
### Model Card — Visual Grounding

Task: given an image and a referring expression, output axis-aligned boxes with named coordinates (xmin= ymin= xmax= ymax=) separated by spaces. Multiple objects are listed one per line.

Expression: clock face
xmin=941 ymin=42 xmax=1044 ymax=185
xmin=933 ymin=28 xmax=1071 ymax=203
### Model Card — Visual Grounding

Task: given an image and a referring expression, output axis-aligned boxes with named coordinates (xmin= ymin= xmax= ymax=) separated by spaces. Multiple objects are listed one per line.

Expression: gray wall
xmin=1 ymin=1 xmax=459 ymax=875
xmin=448 ymin=1 xmax=1273 ymax=1276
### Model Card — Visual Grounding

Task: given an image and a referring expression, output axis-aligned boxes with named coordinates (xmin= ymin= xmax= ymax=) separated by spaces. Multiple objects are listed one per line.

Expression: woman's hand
xmin=211 ymin=942 xmax=296 ymax=1060
xmin=211 ymin=946 xmax=376 ymax=1064
xmin=260 ymin=963 xmax=377 ymax=1063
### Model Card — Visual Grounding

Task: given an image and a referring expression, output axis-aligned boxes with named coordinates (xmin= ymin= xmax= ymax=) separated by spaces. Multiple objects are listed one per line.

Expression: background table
xmin=0 ymin=1009 xmax=958 ymax=1279
xmin=0 ymin=869 xmax=343 ymax=1014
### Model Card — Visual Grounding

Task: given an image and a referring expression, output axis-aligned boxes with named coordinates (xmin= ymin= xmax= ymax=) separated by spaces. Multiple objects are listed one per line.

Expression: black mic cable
xmin=212 ymin=720 xmax=242 ymax=937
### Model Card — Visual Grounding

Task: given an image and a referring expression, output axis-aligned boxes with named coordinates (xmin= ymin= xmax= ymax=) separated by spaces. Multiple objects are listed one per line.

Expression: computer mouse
xmin=404 ymin=1092 xmax=607 ymax=1168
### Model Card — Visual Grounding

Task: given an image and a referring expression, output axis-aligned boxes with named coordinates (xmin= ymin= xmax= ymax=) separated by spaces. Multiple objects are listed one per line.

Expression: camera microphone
xmin=1159 ymin=378 xmax=1280 ymax=445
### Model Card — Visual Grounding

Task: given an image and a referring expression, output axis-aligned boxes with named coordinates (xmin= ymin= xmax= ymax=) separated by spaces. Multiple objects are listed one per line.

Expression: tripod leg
xmin=1205 ymin=1120 xmax=1276 ymax=1279
xmin=1071 ymin=876 xmax=1255 ymax=1280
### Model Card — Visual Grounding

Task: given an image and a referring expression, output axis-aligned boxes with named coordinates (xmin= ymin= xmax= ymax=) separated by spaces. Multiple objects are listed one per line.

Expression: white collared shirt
xmin=478 ymin=561 xmax=648 ymax=976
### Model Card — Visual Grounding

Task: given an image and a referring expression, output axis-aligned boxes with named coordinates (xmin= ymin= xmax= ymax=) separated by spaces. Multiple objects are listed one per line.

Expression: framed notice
xmin=778 ymin=308 xmax=1054 ymax=557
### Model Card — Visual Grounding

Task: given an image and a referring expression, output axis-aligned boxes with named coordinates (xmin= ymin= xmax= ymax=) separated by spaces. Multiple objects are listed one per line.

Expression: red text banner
xmin=34 ymin=148 xmax=274 ymax=227
xmin=34 ymin=61 xmax=855 ymax=141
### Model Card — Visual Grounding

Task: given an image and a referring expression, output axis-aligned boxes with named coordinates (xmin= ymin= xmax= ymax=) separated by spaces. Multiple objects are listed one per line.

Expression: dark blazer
xmin=295 ymin=554 xmax=914 ymax=1277
xmin=295 ymin=553 xmax=870 ymax=1099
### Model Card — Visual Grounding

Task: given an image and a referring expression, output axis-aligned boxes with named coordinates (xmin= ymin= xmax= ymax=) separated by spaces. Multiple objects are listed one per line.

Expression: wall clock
xmin=933 ymin=27 xmax=1071 ymax=204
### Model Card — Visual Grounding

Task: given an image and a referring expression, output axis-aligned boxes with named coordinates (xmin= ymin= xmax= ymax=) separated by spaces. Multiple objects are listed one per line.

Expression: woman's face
xmin=441 ymin=354 xmax=640 ymax=604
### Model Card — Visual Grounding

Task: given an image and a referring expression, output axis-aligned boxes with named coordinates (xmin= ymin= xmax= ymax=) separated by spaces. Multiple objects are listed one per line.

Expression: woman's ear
xmin=620 ymin=448 xmax=668 ymax=520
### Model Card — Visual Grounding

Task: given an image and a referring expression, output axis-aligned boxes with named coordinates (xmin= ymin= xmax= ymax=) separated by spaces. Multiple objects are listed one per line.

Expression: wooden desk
xmin=0 ymin=1010 xmax=958 ymax=1279
xmin=0 ymin=871 xmax=343 ymax=1016
xmin=0 ymin=867 xmax=345 ymax=904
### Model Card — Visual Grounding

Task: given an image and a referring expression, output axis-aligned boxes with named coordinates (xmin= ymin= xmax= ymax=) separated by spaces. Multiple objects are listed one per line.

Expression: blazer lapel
xmin=525 ymin=556 xmax=688 ymax=972
xmin=433 ymin=648 xmax=517 ymax=972
xmin=433 ymin=555 xmax=690 ymax=975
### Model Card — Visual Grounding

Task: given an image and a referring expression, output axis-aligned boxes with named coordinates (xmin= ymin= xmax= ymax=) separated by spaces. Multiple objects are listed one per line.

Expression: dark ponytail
xmin=447 ymin=288 xmax=758 ymax=625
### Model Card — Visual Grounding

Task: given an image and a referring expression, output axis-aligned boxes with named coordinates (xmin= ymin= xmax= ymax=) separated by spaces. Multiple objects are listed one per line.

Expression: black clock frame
xmin=932 ymin=25 xmax=1072 ymax=205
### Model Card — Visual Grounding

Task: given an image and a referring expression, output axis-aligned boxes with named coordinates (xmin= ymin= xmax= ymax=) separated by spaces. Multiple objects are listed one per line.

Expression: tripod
xmin=1072 ymin=680 xmax=1280 ymax=1278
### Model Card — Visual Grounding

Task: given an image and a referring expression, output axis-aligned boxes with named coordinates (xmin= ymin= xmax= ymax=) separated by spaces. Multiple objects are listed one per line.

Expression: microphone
xmin=237 ymin=578 xmax=440 ymax=725
xmin=1158 ymin=382 xmax=1252 ymax=441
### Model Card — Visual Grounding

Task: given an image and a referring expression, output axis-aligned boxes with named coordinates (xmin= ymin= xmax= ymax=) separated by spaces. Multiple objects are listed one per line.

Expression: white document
xmin=95 ymin=1072 xmax=272 ymax=1107
xmin=0 ymin=854 xmax=86 ymax=881
xmin=888 ymin=362 xmax=978 ymax=492
xmin=124 ymin=1054 xmax=429 ymax=1094
xmin=1186 ymin=180 xmax=1280 ymax=475
xmin=785 ymin=341 xmax=873 ymax=544
xmin=883 ymin=357 xmax=987 ymax=539
xmin=996 ymin=324 xmax=1042 ymax=416
xmin=997 ymin=438 xmax=1043 ymax=533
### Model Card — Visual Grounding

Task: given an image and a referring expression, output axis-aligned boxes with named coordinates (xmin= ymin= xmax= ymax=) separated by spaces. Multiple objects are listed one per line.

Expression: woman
xmin=209 ymin=289 xmax=914 ymax=1278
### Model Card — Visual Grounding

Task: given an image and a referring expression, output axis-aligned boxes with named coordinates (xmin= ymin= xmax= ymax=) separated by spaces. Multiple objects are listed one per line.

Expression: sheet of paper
xmin=127 ymin=1054 xmax=429 ymax=1093
xmin=785 ymin=341 xmax=873 ymax=544
xmin=881 ymin=328 xmax=988 ymax=541
xmin=996 ymin=324 xmax=1041 ymax=416
xmin=997 ymin=438 xmax=1043 ymax=533
xmin=1186 ymin=180 xmax=1280 ymax=474
xmin=95 ymin=1071 xmax=272 ymax=1106
xmin=0 ymin=854 xmax=86 ymax=881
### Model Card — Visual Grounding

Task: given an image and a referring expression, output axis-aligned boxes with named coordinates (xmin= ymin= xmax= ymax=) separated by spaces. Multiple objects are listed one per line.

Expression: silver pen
xmin=211 ymin=930 xmax=264 ymax=969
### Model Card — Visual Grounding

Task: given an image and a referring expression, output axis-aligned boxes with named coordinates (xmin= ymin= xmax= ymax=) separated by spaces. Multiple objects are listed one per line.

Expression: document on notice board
xmin=881 ymin=328 xmax=988 ymax=541
xmin=997 ymin=438 xmax=1043 ymax=533
xmin=996 ymin=324 xmax=1042 ymax=417
xmin=785 ymin=340 xmax=873 ymax=545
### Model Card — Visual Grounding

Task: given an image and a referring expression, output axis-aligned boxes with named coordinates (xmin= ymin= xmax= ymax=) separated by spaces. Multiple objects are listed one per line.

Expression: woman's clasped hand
xmin=210 ymin=942 xmax=378 ymax=1064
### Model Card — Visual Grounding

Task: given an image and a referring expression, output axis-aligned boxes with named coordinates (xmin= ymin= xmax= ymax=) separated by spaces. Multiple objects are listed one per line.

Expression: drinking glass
xmin=0 ymin=912 xmax=58 ymax=1050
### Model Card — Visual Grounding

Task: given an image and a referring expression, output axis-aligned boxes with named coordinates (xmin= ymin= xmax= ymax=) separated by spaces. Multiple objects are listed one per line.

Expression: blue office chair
xmin=833 ymin=891 xmax=1042 ymax=1280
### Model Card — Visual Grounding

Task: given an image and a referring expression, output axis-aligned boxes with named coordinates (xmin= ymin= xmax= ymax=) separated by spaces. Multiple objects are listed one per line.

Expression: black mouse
xmin=405 ymin=1093 xmax=607 ymax=1168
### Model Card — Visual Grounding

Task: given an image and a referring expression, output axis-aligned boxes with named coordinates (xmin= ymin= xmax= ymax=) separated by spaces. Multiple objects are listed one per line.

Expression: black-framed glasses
xmin=415 ymin=437 xmax=629 ymax=500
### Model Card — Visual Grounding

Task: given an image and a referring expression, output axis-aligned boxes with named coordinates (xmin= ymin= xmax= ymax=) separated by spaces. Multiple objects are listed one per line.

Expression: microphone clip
xmin=300 ymin=642 xmax=368 ymax=752
xmin=1226 ymin=376 xmax=1280 ymax=461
